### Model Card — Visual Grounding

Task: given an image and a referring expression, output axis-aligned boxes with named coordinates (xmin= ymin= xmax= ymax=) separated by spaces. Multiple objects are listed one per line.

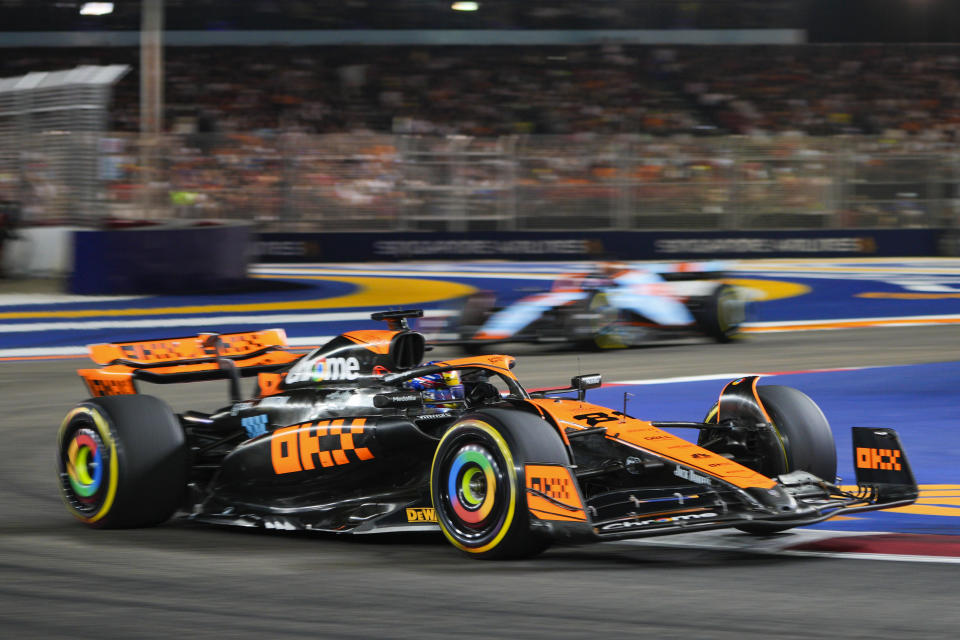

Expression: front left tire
xmin=700 ymin=384 xmax=837 ymax=535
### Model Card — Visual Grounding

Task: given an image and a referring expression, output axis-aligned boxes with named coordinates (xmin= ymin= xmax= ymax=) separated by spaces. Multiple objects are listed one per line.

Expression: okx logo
xmin=856 ymin=447 xmax=902 ymax=471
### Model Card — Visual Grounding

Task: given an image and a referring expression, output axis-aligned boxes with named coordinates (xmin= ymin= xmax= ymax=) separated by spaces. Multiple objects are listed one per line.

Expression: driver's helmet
xmin=598 ymin=261 xmax=626 ymax=276
xmin=404 ymin=366 xmax=464 ymax=410
xmin=587 ymin=261 xmax=626 ymax=284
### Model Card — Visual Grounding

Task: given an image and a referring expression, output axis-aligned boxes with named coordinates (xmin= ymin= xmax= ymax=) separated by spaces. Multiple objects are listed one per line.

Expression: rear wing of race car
xmin=78 ymin=329 xmax=301 ymax=398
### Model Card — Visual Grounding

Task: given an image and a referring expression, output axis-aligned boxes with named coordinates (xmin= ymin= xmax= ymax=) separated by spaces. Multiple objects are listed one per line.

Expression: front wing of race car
xmin=529 ymin=426 xmax=917 ymax=543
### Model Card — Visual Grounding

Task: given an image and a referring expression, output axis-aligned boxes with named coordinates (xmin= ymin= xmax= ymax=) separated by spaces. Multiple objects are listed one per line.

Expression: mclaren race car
xmin=58 ymin=310 xmax=917 ymax=559
xmin=444 ymin=262 xmax=748 ymax=351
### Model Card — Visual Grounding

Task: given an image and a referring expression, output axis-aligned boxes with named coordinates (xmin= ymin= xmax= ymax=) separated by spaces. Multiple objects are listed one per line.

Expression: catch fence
xmin=12 ymin=132 xmax=960 ymax=233
xmin=0 ymin=65 xmax=129 ymax=224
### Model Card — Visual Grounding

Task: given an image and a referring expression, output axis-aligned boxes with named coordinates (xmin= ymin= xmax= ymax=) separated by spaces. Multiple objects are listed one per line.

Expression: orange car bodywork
xmin=78 ymin=326 xmax=520 ymax=401
xmin=88 ymin=328 xmax=289 ymax=366
xmin=525 ymin=463 xmax=589 ymax=523
xmin=528 ymin=397 xmax=777 ymax=491
xmin=78 ymin=329 xmax=300 ymax=398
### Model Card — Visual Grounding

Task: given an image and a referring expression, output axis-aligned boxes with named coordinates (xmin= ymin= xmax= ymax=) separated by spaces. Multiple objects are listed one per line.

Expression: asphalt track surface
xmin=4 ymin=326 xmax=960 ymax=639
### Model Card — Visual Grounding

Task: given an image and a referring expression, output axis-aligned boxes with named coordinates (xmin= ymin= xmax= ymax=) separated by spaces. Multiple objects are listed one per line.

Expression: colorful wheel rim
xmin=447 ymin=445 xmax=499 ymax=525
xmin=57 ymin=406 xmax=119 ymax=523
xmin=66 ymin=430 xmax=104 ymax=502
xmin=431 ymin=420 xmax=517 ymax=554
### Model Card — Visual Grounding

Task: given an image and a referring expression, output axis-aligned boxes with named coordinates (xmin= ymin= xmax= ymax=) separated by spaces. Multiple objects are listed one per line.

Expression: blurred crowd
xmin=5 ymin=44 xmax=960 ymax=141
xmin=91 ymin=132 xmax=931 ymax=233
xmin=2 ymin=43 xmax=958 ymax=231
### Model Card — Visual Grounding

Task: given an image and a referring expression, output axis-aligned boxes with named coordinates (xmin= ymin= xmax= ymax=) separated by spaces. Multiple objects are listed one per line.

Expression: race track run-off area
xmin=3 ymin=257 xmax=960 ymax=640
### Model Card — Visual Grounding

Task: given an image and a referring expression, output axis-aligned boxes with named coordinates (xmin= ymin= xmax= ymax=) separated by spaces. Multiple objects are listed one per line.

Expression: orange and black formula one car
xmin=58 ymin=310 xmax=917 ymax=559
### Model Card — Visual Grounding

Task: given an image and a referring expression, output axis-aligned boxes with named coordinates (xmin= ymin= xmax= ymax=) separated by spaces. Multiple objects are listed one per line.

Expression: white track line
xmin=0 ymin=336 xmax=331 ymax=358
xmin=610 ymin=368 xmax=865 ymax=386
xmin=0 ymin=309 xmax=455 ymax=333
xmin=253 ymin=267 xmax=560 ymax=280
xmin=775 ymin=550 xmax=960 ymax=564
xmin=616 ymin=529 xmax=960 ymax=564
xmin=0 ymin=294 xmax=146 ymax=307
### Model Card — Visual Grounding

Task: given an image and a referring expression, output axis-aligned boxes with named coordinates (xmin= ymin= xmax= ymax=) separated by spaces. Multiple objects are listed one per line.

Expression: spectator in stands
xmin=6 ymin=44 xmax=960 ymax=141
xmin=5 ymin=42 xmax=960 ymax=229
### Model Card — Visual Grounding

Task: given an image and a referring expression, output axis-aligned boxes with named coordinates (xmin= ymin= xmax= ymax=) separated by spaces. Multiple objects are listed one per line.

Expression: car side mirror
xmin=571 ymin=374 xmax=602 ymax=401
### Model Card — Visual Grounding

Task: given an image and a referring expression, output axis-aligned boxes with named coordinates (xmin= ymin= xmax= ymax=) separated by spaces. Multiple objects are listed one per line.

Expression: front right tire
xmin=430 ymin=408 xmax=570 ymax=559
xmin=588 ymin=292 xmax=631 ymax=349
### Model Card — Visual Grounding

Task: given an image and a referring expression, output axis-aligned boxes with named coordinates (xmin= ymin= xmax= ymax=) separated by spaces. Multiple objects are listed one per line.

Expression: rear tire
xmin=57 ymin=395 xmax=188 ymax=528
xmin=692 ymin=284 xmax=745 ymax=343
xmin=430 ymin=408 xmax=570 ymax=559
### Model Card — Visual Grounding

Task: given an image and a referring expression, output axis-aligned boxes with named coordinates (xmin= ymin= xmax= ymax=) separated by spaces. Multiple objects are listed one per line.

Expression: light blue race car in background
xmin=444 ymin=262 xmax=748 ymax=351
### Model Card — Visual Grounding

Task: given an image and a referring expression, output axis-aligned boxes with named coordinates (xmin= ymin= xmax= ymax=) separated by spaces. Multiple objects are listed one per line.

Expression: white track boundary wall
xmin=3 ymin=226 xmax=77 ymax=277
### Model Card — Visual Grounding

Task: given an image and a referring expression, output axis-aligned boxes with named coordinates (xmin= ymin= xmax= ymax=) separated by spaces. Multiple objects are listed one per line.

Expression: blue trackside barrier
xmin=71 ymin=221 xmax=252 ymax=294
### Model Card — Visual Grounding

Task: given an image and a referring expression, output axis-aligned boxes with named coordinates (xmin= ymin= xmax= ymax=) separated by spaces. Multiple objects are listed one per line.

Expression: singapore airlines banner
xmin=257 ymin=229 xmax=943 ymax=262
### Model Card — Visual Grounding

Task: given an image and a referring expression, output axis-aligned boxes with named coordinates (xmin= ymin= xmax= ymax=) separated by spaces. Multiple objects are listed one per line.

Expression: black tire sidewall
xmin=757 ymin=385 xmax=837 ymax=482
xmin=694 ymin=284 xmax=744 ymax=342
xmin=458 ymin=292 xmax=496 ymax=341
xmin=58 ymin=395 xmax=188 ymax=528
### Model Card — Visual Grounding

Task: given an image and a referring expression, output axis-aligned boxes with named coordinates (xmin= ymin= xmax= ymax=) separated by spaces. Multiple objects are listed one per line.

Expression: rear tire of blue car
xmin=430 ymin=408 xmax=570 ymax=559
xmin=57 ymin=395 xmax=188 ymax=529
xmin=692 ymin=284 xmax=744 ymax=343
